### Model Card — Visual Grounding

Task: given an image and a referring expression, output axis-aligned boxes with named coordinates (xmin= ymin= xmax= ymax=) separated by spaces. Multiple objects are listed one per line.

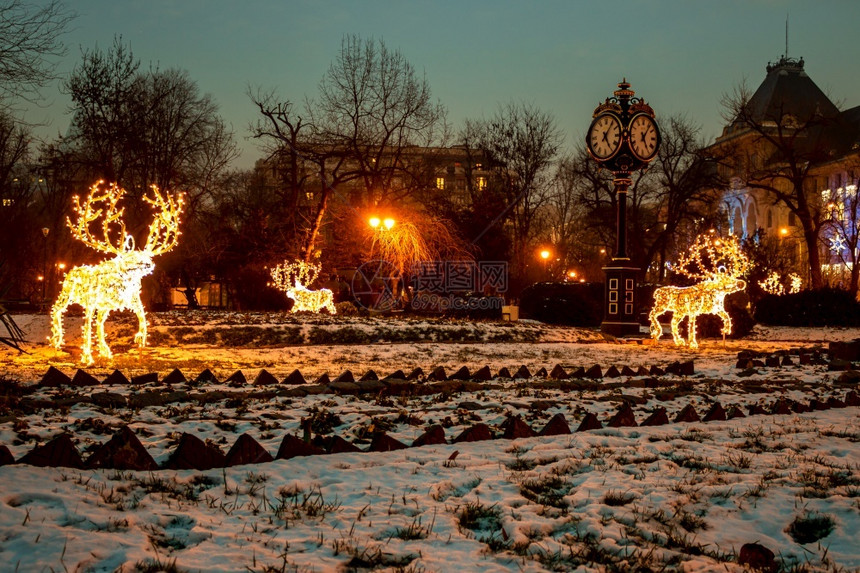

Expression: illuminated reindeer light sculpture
xmin=649 ymin=234 xmax=751 ymax=349
xmin=51 ymin=181 xmax=183 ymax=365
xmin=269 ymin=260 xmax=336 ymax=314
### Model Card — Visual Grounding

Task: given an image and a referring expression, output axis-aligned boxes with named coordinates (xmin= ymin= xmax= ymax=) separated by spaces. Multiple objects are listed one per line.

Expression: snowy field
xmin=1 ymin=312 xmax=859 ymax=572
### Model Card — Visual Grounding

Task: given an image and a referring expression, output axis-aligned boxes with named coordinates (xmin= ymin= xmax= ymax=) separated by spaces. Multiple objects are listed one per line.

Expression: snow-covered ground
xmin=1 ymin=312 xmax=858 ymax=572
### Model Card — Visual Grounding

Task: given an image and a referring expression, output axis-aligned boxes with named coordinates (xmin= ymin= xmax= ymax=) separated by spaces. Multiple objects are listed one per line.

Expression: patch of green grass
xmin=457 ymin=501 xmax=503 ymax=532
xmin=787 ymin=511 xmax=835 ymax=544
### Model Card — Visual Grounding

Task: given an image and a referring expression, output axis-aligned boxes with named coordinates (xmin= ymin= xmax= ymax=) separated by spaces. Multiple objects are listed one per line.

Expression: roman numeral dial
xmin=629 ymin=113 xmax=659 ymax=161
xmin=587 ymin=113 xmax=622 ymax=160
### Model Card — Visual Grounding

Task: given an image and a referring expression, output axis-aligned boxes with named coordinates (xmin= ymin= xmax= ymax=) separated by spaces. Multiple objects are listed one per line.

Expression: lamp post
xmin=41 ymin=227 xmax=49 ymax=303
xmin=585 ymin=79 xmax=661 ymax=336
xmin=539 ymin=249 xmax=551 ymax=280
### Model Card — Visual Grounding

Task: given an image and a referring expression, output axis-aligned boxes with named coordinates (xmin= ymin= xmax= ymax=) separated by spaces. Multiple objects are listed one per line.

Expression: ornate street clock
xmin=586 ymin=80 xmax=661 ymax=337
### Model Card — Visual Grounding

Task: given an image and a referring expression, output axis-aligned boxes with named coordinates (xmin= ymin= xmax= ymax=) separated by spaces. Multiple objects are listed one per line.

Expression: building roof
xmin=744 ymin=56 xmax=839 ymax=124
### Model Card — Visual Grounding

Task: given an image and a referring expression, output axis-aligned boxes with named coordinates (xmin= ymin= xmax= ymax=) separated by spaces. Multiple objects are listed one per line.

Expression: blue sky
xmin=24 ymin=0 xmax=860 ymax=168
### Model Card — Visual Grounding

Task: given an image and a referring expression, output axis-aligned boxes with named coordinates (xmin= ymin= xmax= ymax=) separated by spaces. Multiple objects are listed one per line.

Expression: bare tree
xmin=0 ymin=0 xmax=74 ymax=107
xmin=63 ymin=38 xmax=237 ymax=203
xmin=250 ymin=35 xmax=449 ymax=263
xmin=463 ymin=101 xmax=562 ymax=283
xmin=312 ymin=35 xmax=448 ymax=207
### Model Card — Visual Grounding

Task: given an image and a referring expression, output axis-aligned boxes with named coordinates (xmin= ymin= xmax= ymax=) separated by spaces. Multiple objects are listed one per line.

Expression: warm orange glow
xmin=51 ymin=181 xmax=183 ymax=365
xmin=540 ymin=249 xmax=551 ymax=260
xmin=369 ymin=217 xmax=381 ymax=229
xmin=37 ymin=275 xmax=44 ymax=281
xmin=568 ymin=270 xmax=577 ymax=278
xmin=780 ymin=227 xmax=789 ymax=236
xmin=383 ymin=217 xmax=395 ymax=230
xmin=649 ymin=234 xmax=750 ymax=349
xmin=57 ymin=263 xmax=66 ymax=270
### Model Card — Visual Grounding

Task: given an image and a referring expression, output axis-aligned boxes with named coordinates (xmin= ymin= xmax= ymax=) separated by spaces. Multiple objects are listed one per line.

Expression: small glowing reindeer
xmin=269 ymin=260 xmax=336 ymax=314
xmin=51 ymin=181 xmax=183 ymax=365
xmin=649 ymin=235 xmax=751 ymax=349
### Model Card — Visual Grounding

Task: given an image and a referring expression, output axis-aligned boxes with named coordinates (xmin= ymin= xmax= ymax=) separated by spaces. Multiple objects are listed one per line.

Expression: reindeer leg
xmin=649 ymin=308 xmax=663 ymax=341
xmin=132 ymin=297 xmax=147 ymax=348
xmin=670 ymin=314 xmax=685 ymax=346
xmin=688 ymin=315 xmax=699 ymax=349
xmin=81 ymin=307 xmax=95 ymax=366
xmin=718 ymin=310 xmax=733 ymax=336
xmin=96 ymin=309 xmax=112 ymax=359
xmin=50 ymin=297 xmax=69 ymax=349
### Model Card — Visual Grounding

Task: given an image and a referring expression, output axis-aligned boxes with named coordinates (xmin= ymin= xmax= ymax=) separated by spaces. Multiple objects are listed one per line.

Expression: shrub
xmin=520 ymin=282 xmax=603 ymax=326
xmin=754 ymin=288 xmax=860 ymax=326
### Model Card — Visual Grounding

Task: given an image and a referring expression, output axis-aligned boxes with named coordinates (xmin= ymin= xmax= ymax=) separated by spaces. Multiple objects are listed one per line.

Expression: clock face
xmin=629 ymin=114 xmax=659 ymax=161
xmin=588 ymin=114 xmax=622 ymax=159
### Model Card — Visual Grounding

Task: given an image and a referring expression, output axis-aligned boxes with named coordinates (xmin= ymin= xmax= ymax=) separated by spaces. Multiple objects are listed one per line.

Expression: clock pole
xmin=585 ymin=79 xmax=660 ymax=337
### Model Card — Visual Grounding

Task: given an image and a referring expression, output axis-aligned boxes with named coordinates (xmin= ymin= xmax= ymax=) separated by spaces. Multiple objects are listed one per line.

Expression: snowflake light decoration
xmin=649 ymin=234 xmax=750 ymax=349
xmin=269 ymin=260 xmax=336 ymax=314
xmin=829 ymin=235 xmax=848 ymax=254
xmin=50 ymin=181 xmax=183 ymax=365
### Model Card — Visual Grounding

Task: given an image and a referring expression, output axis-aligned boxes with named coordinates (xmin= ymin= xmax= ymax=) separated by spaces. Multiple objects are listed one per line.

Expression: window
xmin=476 ymin=176 xmax=487 ymax=191
xmin=2 ymin=198 xmax=12 ymax=207
xmin=766 ymin=209 xmax=773 ymax=228
xmin=788 ymin=212 xmax=797 ymax=226
xmin=435 ymin=177 xmax=445 ymax=190
xmin=475 ymin=163 xmax=482 ymax=170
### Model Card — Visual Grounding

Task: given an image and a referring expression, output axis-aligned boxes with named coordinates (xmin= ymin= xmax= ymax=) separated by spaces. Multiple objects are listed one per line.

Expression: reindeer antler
xmin=676 ymin=234 xmax=750 ymax=281
xmin=143 ymin=185 xmax=184 ymax=256
xmin=67 ymin=181 xmax=129 ymax=254
xmin=269 ymin=260 xmax=322 ymax=292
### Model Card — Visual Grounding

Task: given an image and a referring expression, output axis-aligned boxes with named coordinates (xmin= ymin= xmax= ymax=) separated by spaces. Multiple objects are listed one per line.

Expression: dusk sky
xmin=23 ymin=0 xmax=860 ymax=168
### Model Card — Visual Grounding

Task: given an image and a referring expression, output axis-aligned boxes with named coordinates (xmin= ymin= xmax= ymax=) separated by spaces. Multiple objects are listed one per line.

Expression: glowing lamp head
xmin=780 ymin=227 xmax=788 ymax=236
xmin=540 ymin=250 xmax=551 ymax=260
xmin=383 ymin=217 xmax=395 ymax=230
xmin=369 ymin=217 xmax=381 ymax=229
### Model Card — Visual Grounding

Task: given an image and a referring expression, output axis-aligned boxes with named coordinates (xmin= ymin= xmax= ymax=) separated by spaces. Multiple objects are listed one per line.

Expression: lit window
xmin=2 ymin=198 xmax=12 ymax=207
xmin=475 ymin=163 xmax=482 ymax=170
xmin=476 ymin=176 xmax=487 ymax=191
xmin=436 ymin=177 xmax=445 ymax=190
xmin=305 ymin=191 xmax=314 ymax=201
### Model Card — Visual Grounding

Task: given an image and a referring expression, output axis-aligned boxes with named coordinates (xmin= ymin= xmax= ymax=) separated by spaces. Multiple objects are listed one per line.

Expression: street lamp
xmin=539 ymin=249 xmax=551 ymax=280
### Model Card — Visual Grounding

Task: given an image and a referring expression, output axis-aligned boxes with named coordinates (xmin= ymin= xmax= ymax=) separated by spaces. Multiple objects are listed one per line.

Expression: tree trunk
xmin=802 ymin=225 xmax=823 ymax=289
xmin=301 ymin=179 xmax=331 ymax=263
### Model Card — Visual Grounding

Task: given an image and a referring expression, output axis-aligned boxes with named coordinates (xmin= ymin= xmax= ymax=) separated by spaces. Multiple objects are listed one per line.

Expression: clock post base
xmin=600 ymin=264 xmax=641 ymax=337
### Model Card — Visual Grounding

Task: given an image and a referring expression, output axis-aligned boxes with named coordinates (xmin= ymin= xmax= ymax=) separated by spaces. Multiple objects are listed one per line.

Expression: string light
xmin=649 ymin=234 xmax=750 ymax=349
xmin=788 ymin=273 xmax=802 ymax=294
xmin=50 ymin=181 xmax=183 ymax=365
xmin=759 ymin=271 xmax=802 ymax=295
xmin=269 ymin=260 xmax=336 ymax=314
xmin=759 ymin=271 xmax=785 ymax=295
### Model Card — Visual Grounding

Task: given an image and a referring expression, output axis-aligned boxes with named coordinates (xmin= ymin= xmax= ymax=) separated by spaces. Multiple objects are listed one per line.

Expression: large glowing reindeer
xmin=649 ymin=235 xmax=751 ymax=349
xmin=51 ymin=181 xmax=183 ymax=365
xmin=269 ymin=260 xmax=336 ymax=314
